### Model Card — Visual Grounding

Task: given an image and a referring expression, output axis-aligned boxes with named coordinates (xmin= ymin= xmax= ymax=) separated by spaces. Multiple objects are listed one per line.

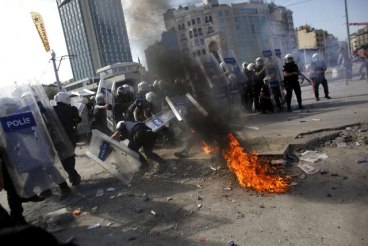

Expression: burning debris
xmin=222 ymin=133 xmax=289 ymax=193
xmin=200 ymin=133 xmax=289 ymax=193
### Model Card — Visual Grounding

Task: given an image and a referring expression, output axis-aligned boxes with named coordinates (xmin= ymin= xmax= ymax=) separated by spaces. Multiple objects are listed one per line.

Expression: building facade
xmin=350 ymin=26 xmax=368 ymax=51
xmin=295 ymin=25 xmax=339 ymax=66
xmin=162 ymin=0 xmax=297 ymax=65
xmin=57 ymin=0 xmax=132 ymax=81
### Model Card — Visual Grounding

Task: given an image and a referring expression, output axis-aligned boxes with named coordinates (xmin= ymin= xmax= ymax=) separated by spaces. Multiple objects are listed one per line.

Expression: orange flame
xmin=222 ymin=133 xmax=289 ymax=193
xmin=200 ymin=141 xmax=219 ymax=154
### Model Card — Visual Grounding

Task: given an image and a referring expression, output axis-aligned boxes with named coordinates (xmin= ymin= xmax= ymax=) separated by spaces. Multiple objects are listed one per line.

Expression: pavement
xmin=233 ymin=75 xmax=368 ymax=155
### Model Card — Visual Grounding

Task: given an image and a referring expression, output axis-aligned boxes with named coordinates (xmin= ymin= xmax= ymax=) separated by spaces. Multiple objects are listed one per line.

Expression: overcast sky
xmin=0 ymin=0 xmax=366 ymax=88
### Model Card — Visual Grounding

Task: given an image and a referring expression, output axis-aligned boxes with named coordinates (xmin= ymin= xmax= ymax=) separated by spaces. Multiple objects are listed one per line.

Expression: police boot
xmin=70 ymin=174 xmax=81 ymax=187
xmin=59 ymin=182 xmax=72 ymax=200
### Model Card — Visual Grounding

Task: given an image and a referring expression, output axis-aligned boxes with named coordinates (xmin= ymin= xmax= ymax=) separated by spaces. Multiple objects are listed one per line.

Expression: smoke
xmin=121 ymin=0 xmax=172 ymax=62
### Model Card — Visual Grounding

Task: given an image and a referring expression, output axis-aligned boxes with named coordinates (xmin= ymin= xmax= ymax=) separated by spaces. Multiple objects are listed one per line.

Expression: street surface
xmin=1 ymin=75 xmax=367 ymax=246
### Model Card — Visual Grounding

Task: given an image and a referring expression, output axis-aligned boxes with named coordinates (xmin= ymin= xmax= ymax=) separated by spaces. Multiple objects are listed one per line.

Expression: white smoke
xmin=121 ymin=0 xmax=172 ymax=63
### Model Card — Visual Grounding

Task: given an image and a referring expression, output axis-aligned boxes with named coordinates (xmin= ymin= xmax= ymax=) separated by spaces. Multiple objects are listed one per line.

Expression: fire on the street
xmin=201 ymin=133 xmax=289 ymax=193
xmin=200 ymin=140 xmax=219 ymax=154
xmin=222 ymin=133 xmax=289 ymax=193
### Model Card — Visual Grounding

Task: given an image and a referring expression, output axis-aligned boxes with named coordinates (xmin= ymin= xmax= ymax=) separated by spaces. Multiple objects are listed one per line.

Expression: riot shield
xmin=86 ymin=129 xmax=140 ymax=186
xmin=218 ymin=50 xmax=248 ymax=89
xmin=0 ymin=85 xmax=66 ymax=198
xmin=196 ymin=55 xmax=231 ymax=108
xmin=73 ymin=102 xmax=91 ymax=136
xmin=30 ymin=84 xmax=75 ymax=161
xmin=96 ymin=79 xmax=115 ymax=132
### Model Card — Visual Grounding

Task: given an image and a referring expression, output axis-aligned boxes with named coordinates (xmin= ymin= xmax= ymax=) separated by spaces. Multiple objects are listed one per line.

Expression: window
xmin=205 ymin=16 xmax=208 ymax=23
xmin=202 ymin=49 xmax=206 ymax=55
xmin=188 ymin=21 xmax=191 ymax=26
xmin=192 ymin=19 xmax=195 ymax=25
xmin=209 ymin=16 xmax=213 ymax=22
xmin=208 ymin=26 xmax=214 ymax=34
xmin=197 ymin=50 xmax=201 ymax=56
xmin=193 ymin=28 xmax=198 ymax=37
xmin=189 ymin=30 xmax=193 ymax=38
xmin=196 ymin=17 xmax=201 ymax=24
xmin=198 ymin=28 xmax=203 ymax=36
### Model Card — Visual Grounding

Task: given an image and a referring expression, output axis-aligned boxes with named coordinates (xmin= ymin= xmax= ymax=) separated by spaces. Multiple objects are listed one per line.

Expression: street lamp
xmin=50 ymin=50 xmax=76 ymax=92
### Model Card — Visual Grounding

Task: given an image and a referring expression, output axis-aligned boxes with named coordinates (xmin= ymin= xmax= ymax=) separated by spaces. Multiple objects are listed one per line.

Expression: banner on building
xmin=30 ymin=12 xmax=50 ymax=52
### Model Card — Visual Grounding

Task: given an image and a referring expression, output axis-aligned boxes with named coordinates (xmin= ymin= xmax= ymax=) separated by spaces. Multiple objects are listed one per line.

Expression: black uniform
xmin=113 ymin=93 xmax=134 ymax=122
xmin=117 ymin=121 xmax=165 ymax=166
xmin=253 ymin=65 xmax=265 ymax=111
xmin=53 ymin=102 xmax=82 ymax=186
xmin=283 ymin=62 xmax=302 ymax=110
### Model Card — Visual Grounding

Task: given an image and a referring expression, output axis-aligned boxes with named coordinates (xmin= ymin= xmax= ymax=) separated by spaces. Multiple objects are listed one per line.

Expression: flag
xmin=30 ymin=12 xmax=50 ymax=52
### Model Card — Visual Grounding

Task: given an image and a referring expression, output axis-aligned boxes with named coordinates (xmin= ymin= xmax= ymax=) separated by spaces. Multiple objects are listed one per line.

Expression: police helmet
xmin=284 ymin=54 xmax=294 ymax=64
xmin=145 ymin=91 xmax=158 ymax=103
xmin=263 ymin=75 xmax=272 ymax=85
xmin=116 ymin=120 xmax=125 ymax=131
xmin=54 ymin=92 xmax=70 ymax=105
xmin=242 ymin=62 xmax=248 ymax=70
xmin=312 ymin=53 xmax=319 ymax=62
xmin=137 ymin=81 xmax=150 ymax=93
xmin=152 ymin=80 xmax=160 ymax=89
xmin=95 ymin=93 xmax=105 ymax=105
xmin=117 ymin=84 xmax=134 ymax=96
xmin=247 ymin=63 xmax=255 ymax=71
xmin=255 ymin=57 xmax=264 ymax=66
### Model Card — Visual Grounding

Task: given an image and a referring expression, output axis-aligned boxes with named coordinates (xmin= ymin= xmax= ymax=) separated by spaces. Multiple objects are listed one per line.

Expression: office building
xmin=57 ymin=0 xmax=132 ymax=81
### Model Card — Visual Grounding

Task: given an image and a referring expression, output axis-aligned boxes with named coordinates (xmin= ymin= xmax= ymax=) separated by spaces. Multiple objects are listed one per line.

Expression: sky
xmin=0 ymin=0 xmax=367 ymax=88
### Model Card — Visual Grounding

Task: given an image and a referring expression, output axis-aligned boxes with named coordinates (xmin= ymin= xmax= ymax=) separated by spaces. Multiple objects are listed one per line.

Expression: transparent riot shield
xmin=86 ymin=129 xmax=140 ymax=186
xmin=264 ymin=57 xmax=285 ymax=109
xmin=29 ymin=84 xmax=75 ymax=161
xmin=196 ymin=55 xmax=232 ymax=110
xmin=73 ymin=102 xmax=91 ymax=136
xmin=217 ymin=50 xmax=248 ymax=106
xmin=219 ymin=50 xmax=248 ymax=87
xmin=0 ymin=85 xmax=66 ymax=198
xmin=97 ymin=79 xmax=115 ymax=132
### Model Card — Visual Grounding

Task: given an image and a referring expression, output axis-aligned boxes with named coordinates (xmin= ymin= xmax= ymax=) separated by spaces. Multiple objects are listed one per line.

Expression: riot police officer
xmin=113 ymin=84 xmax=135 ymax=122
xmin=310 ymin=53 xmax=331 ymax=101
xmin=91 ymin=93 xmax=112 ymax=135
xmin=283 ymin=54 xmax=304 ymax=111
xmin=111 ymin=121 xmax=166 ymax=169
xmin=53 ymin=92 xmax=82 ymax=187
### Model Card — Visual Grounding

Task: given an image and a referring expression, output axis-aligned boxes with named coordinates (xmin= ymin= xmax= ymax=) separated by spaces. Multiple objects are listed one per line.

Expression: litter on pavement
xmin=299 ymin=150 xmax=328 ymax=163
xmin=297 ymin=163 xmax=320 ymax=175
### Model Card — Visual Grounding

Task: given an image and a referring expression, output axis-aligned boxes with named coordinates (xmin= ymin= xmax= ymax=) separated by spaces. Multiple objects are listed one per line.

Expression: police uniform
xmin=283 ymin=61 xmax=303 ymax=110
xmin=54 ymin=102 xmax=82 ymax=186
xmin=115 ymin=121 xmax=165 ymax=167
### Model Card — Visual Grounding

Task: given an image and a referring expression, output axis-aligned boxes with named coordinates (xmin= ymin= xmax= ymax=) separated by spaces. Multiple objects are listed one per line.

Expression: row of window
xmin=177 ymin=15 xmax=214 ymax=31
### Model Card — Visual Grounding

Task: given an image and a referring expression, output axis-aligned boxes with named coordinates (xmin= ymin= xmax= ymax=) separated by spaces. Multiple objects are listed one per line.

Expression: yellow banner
xmin=30 ymin=12 xmax=50 ymax=52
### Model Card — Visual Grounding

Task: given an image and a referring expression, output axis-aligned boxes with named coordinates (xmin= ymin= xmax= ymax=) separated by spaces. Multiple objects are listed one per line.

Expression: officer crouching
xmin=111 ymin=121 xmax=166 ymax=173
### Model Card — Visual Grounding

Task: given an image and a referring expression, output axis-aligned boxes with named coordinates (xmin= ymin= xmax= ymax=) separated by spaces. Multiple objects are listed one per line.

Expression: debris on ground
xmin=297 ymin=163 xmax=320 ymax=175
xmin=87 ymin=223 xmax=101 ymax=230
xmin=299 ymin=151 xmax=328 ymax=163
xmin=357 ymin=157 xmax=368 ymax=163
